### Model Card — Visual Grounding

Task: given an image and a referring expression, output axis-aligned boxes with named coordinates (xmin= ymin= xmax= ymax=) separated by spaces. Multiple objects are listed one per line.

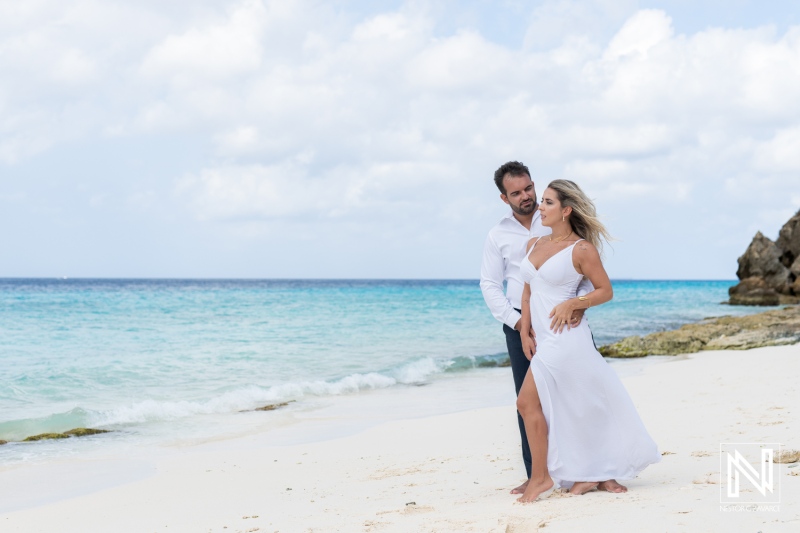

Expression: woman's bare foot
xmin=510 ymin=479 xmax=529 ymax=494
xmin=569 ymin=481 xmax=599 ymax=495
xmin=516 ymin=476 xmax=554 ymax=503
xmin=597 ymin=479 xmax=628 ymax=493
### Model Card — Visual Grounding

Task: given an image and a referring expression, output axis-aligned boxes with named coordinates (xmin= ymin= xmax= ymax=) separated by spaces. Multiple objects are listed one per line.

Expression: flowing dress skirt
xmin=520 ymin=241 xmax=660 ymax=488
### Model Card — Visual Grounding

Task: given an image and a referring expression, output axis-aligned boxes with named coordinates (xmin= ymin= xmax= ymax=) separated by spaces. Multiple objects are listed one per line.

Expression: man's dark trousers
xmin=503 ymin=319 xmax=532 ymax=479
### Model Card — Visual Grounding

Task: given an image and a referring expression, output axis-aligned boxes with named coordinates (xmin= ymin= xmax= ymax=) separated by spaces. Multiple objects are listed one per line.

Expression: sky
xmin=1 ymin=0 xmax=800 ymax=279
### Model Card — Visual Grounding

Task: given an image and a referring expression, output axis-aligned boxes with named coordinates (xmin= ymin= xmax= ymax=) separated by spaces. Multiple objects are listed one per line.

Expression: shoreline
xmin=0 ymin=368 xmax=519 ymax=514
xmin=0 ymin=352 xmax=673 ymax=453
xmin=1 ymin=344 xmax=798 ymax=531
xmin=0 ymin=356 xmax=676 ymax=515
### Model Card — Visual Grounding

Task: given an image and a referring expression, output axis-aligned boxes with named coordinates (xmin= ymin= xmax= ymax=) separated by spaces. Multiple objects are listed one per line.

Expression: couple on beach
xmin=480 ymin=162 xmax=660 ymax=503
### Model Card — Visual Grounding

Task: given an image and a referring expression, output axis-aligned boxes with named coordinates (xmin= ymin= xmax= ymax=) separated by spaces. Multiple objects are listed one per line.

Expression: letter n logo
xmin=726 ymin=449 xmax=773 ymax=497
xmin=720 ymin=443 xmax=780 ymax=504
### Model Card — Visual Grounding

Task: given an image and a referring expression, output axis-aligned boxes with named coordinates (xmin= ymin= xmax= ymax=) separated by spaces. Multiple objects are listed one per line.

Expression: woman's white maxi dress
xmin=520 ymin=239 xmax=660 ymax=489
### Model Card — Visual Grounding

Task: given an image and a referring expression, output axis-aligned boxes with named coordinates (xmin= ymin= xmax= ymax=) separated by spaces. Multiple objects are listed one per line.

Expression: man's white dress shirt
xmin=480 ymin=210 xmax=592 ymax=329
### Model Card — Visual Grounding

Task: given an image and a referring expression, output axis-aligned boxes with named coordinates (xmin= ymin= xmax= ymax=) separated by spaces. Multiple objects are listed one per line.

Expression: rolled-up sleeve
xmin=480 ymin=233 xmax=521 ymax=329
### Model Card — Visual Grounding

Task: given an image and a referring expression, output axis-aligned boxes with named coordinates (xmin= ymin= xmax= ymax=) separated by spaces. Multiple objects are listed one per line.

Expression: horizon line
xmin=0 ymin=277 xmax=740 ymax=282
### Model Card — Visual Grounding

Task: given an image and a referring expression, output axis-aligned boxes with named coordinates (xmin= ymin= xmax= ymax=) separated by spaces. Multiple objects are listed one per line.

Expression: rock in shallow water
xmin=64 ymin=428 xmax=111 ymax=437
xmin=599 ymin=305 xmax=800 ymax=357
xmin=22 ymin=428 xmax=111 ymax=442
xmin=730 ymin=210 xmax=800 ymax=305
xmin=23 ymin=433 xmax=71 ymax=442
xmin=728 ymin=277 xmax=783 ymax=306
xmin=252 ymin=401 xmax=295 ymax=412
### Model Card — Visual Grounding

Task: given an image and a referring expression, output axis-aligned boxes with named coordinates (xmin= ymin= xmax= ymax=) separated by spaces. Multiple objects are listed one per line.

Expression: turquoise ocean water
xmin=0 ymin=279 xmax=775 ymax=462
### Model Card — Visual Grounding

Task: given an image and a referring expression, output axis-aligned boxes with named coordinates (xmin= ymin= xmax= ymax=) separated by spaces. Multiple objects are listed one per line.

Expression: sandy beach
xmin=1 ymin=344 xmax=798 ymax=532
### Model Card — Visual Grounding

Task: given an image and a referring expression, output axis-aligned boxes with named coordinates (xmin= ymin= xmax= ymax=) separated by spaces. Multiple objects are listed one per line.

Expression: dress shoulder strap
xmin=567 ymin=239 xmax=585 ymax=253
xmin=525 ymin=236 xmax=542 ymax=258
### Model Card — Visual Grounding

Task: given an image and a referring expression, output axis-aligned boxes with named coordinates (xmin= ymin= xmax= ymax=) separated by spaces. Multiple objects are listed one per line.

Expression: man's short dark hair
xmin=494 ymin=161 xmax=531 ymax=194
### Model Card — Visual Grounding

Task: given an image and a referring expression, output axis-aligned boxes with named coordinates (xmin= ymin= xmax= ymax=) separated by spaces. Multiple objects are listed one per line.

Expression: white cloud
xmin=603 ymin=9 xmax=673 ymax=60
xmin=0 ymin=108 xmax=57 ymax=164
xmin=214 ymin=126 xmax=260 ymax=155
xmin=408 ymin=30 xmax=513 ymax=90
xmin=155 ymin=4 xmax=800 ymax=230
xmin=353 ymin=12 xmax=421 ymax=43
xmin=51 ymin=48 xmax=97 ymax=84
xmin=754 ymin=126 xmax=800 ymax=172
xmin=177 ymin=155 xmax=460 ymax=222
xmin=3 ymin=0 xmax=800 ymax=277
xmin=140 ymin=0 xmax=266 ymax=83
xmin=523 ymin=0 xmax=637 ymax=51
xmin=564 ymin=159 xmax=629 ymax=181
xmin=739 ymin=27 xmax=800 ymax=117
xmin=177 ymin=162 xmax=313 ymax=220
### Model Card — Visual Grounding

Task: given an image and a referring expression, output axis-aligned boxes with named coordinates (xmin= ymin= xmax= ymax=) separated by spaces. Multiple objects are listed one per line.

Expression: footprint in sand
xmin=691 ymin=451 xmax=713 ymax=457
xmin=375 ymin=504 xmax=434 ymax=516
xmin=692 ymin=472 xmax=719 ymax=485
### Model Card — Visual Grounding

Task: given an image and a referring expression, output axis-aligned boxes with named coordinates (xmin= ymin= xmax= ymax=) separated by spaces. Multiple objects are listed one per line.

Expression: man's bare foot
xmin=516 ymin=477 xmax=554 ymax=503
xmin=598 ymin=479 xmax=628 ymax=493
xmin=569 ymin=481 xmax=599 ymax=495
xmin=510 ymin=479 xmax=529 ymax=494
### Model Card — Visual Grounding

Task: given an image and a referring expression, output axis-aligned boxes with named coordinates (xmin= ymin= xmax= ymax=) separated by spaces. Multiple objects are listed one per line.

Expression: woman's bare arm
xmin=548 ymin=241 xmax=613 ymax=333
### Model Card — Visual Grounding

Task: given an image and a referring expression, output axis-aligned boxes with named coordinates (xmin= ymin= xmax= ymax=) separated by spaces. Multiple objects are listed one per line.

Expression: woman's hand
xmin=549 ymin=300 xmax=577 ymax=333
xmin=521 ymin=330 xmax=537 ymax=360
xmin=570 ymin=308 xmax=586 ymax=327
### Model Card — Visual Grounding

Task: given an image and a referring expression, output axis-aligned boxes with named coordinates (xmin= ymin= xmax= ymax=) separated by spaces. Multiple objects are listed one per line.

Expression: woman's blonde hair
xmin=546 ymin=179 xmax=612 ymax=254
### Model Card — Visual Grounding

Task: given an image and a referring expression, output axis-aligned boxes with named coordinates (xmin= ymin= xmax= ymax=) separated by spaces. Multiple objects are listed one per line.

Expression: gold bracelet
xmin=578 ymin=296 xmax=591 ymax=308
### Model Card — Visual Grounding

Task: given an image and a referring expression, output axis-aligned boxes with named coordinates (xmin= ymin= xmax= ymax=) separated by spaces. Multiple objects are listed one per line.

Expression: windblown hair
xmin=493 ymin=161 xmax=530 ymax=194
xmin=547 ymin=179 xmax=612 ymax=255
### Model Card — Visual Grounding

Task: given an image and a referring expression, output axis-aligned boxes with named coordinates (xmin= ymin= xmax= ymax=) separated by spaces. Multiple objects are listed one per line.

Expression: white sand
xmin=1 ymin=344 xmax=798 ymax=532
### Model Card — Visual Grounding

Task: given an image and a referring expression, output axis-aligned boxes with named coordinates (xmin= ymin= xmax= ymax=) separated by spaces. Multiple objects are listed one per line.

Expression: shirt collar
xmin=501 ymin=208 xmax=540 ymax=228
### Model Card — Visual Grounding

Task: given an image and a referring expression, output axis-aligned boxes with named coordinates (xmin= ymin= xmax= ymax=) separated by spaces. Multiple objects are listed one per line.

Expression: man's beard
xmin=511 ymin=200 xmax=536 ymax=216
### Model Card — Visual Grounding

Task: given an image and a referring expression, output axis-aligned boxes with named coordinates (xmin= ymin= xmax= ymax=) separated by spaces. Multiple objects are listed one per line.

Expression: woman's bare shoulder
xmin=574 ymin=240 xmax=600 ymax=258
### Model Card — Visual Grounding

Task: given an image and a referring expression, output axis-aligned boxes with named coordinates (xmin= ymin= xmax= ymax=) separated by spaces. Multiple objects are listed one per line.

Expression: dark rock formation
xmin=477 ymin=357 xmax=511 ymax=368
xmin=64 ymin=428 xmax=111 ymax=437
xmin=599 ymin=305 xmax=800 ymax=357
xmin=777 ymin=210 xmax=800 ymax=267
xmin=251 ymin=400 xmax=295 ymax=412
xmin=728 ymin=277 xmax=782 ymax=306
xmin=729 ymin=210 xmax=800 ymax=305
xmin=736 ymin=233 xmax=790 ymax=289
xmin=21 ymin=428 xmax=110 ymax=442
xmin=23 ymin=433 xmax=70 ymax=442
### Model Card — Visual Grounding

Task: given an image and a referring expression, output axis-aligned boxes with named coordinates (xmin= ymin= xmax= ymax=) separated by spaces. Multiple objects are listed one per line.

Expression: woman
xmin=515 ymin=179 xmax=660 ymax=503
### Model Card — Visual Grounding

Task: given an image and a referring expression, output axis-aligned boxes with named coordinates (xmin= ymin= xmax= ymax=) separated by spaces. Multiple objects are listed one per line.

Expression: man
xmin=481 ymin=162 xmax=625 ymax=495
